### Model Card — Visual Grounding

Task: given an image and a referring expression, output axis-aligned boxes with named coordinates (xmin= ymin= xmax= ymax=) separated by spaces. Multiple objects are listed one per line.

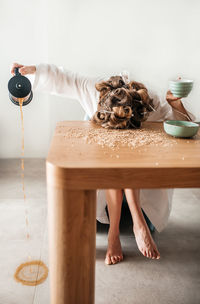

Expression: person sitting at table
xmin=11 ymin=63 xmax=195 ymax=265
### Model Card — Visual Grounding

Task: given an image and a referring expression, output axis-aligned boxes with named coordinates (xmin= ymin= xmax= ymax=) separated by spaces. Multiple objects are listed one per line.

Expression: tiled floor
xmin=0 ymin=159 xmax=200 ymax=304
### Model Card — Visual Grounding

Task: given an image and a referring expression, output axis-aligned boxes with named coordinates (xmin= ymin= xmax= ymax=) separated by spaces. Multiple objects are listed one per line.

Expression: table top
xmin=46 ymin=121 xmax=200 ymax=189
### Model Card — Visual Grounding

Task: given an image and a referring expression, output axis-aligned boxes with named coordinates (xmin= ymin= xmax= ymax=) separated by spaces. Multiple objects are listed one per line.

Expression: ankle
xmin=108 ymin=227 xmax=120 ymax=237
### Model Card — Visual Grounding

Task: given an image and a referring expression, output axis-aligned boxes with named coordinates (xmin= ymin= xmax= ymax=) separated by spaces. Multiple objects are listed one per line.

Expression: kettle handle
xmin=14 ymin=67 xmax=21 ymax=76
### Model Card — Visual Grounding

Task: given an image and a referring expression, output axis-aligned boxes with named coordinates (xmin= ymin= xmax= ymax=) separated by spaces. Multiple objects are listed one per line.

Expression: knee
xmin=106 ymin=189 xmax=123 ymax=200
xmin=106 ymin=189 xmax=123 ymax=194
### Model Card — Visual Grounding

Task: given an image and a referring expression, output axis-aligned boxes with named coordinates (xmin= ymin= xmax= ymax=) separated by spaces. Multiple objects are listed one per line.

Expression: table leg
xmin=47 ymin=186 xmax=96 ymax=304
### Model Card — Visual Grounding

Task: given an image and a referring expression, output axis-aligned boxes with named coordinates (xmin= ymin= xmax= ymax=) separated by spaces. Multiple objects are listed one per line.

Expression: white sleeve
xmin=147 ymin=90 xmax=172 ymax=121
xmin=147 ymin=90 xmax=196 ymax=122
xmin=180 ymin=98 xmax=196 ymax=121
xmin=33 ymin=63 xmax=100 ymax=118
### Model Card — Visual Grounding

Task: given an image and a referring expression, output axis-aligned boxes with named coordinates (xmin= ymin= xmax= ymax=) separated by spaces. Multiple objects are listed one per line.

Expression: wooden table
xmin=46 ymin=121 xmax=200 ymax=304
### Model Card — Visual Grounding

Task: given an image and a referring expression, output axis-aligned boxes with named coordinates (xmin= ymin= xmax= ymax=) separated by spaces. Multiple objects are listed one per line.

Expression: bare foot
xmin=133 ymin=224 xmax=160 ymax=260
xmin=105 ymin=230 xmax=123 ymax=265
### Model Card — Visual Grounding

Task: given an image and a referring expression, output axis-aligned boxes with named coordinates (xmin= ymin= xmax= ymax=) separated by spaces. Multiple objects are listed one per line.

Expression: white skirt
xmin=96 ymin=189 xmax=173 ymax=233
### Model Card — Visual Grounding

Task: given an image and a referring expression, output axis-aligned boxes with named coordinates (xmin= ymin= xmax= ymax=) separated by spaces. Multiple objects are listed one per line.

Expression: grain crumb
xmin=63 ymin=125 xmax=180 ymax=151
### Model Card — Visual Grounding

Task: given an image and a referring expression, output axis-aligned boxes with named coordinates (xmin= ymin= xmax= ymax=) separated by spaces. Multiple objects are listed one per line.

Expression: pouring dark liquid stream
xmin=9 ymin=77 xmax=48 ymax=286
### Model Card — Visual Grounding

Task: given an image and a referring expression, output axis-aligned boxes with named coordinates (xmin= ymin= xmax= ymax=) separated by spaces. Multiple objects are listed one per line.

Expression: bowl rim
xmin=164 ymin=120 xmax=199 ymax=128
xmin=170 ymin=84 xmax=193 ymax=87
xmin=170 ymin=89 xmax=192 ymax=92
xmin=169 ymin=79 xmax=193 ymax=83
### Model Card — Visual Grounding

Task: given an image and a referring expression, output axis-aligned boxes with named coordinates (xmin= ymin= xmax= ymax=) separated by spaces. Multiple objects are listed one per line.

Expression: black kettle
xmin=8 ymin=67 xmax=33 ymax=106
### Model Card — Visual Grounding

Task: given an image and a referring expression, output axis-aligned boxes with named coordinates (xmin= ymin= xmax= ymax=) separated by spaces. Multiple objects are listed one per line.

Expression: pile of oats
xmin=63 ymin=125 xmax=177 ymax=151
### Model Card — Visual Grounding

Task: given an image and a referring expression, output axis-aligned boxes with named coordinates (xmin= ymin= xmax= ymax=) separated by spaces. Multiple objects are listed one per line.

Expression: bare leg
xmin=124 ymin=189 xmax=160 ymax=260
xmin=105 ymin=189 xmax=124 ymax=265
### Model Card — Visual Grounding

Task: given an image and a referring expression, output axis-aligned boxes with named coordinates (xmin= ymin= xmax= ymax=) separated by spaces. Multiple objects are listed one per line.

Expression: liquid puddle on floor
xmin=14 ymin=260 xmax=48 ymax=286
xmin=14 ymin=98 xmax=48 ymax=286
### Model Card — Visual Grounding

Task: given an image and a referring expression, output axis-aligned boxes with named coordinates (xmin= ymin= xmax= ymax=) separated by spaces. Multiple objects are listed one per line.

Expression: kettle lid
xmin=8 ymin=74 xmax=32 ymax=98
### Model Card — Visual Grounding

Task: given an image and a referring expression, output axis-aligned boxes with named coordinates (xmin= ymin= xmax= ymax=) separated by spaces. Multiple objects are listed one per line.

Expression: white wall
xmin=1 ymin=0 xmax=200 ymax=158
xmin=0 ymin=0 xmax=50 ymax=157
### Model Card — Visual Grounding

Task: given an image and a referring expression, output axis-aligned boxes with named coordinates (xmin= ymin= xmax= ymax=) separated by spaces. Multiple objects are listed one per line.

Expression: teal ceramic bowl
xmin=169 ymin=79 xmax=193 ymax=98
xmin=164 ymin=120 xmax=199 ymax=138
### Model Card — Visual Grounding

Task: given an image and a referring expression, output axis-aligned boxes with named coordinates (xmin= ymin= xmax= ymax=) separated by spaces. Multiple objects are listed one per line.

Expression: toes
xmin=117 ymin=256 xmax=121 ymax=262
xmin=105 ymin=255 xmax=112 ymax=265
xmin=150 ymin=250 xmax=158 ymax=259
xmin=117 ymin=255 xmax=123 ymax=262
xmin=111 ymin=256 xmax=118 ymax=264
xmin=114 ymin=255 xmax=123 ymax=264
xmin=140 ymin=248 xmax=160 ymax=260
xmin=154 ymin=249 xmax=160 ymax=259
xmin=143 ymin=249 xmax=157 ymax=259
xmin=146 ymin=250 xmax=150 ymax=258
xmin=143 ymin=250 xmax=147 ymax=257
xmin=148 ymin=250 xmax=152 ymax=259
xmin=151 ymin=251 xmax=156 ymax=259
xmin=110 ymin=256 xmax=115 ymax=264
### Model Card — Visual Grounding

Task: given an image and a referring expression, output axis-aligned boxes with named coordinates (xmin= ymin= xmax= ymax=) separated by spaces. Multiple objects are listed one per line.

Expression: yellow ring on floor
xmin=14 ymin=260 xmax=48 ymax=286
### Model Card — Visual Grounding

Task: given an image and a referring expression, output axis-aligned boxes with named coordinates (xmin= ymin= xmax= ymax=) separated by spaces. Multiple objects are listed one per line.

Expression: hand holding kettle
xmin=8 ymin=63 xmax=36 ymax=106
xmin=11 ymin=63 xmax=36 ymax=76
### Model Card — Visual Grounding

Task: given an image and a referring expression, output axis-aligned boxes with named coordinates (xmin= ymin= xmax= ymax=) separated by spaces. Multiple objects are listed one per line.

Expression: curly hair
xmin=92 ymin=75 xmax=154 ymax=129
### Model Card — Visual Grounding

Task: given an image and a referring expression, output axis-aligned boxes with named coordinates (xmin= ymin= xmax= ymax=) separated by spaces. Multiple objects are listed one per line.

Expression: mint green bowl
xmin=169 ymin=79 xmax=193 ymax=98
xmin=164 ymin=120 xmax=199 ymax=138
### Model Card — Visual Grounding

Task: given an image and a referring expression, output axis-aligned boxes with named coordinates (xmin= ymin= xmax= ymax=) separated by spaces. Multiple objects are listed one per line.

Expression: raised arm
xmin=166 ymin=90 xmax=194 ymax=121
xmin=146 ymin=89 xmax=195 ymax=122
xmin=11 ymin=63 xmax=100 ymax=117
